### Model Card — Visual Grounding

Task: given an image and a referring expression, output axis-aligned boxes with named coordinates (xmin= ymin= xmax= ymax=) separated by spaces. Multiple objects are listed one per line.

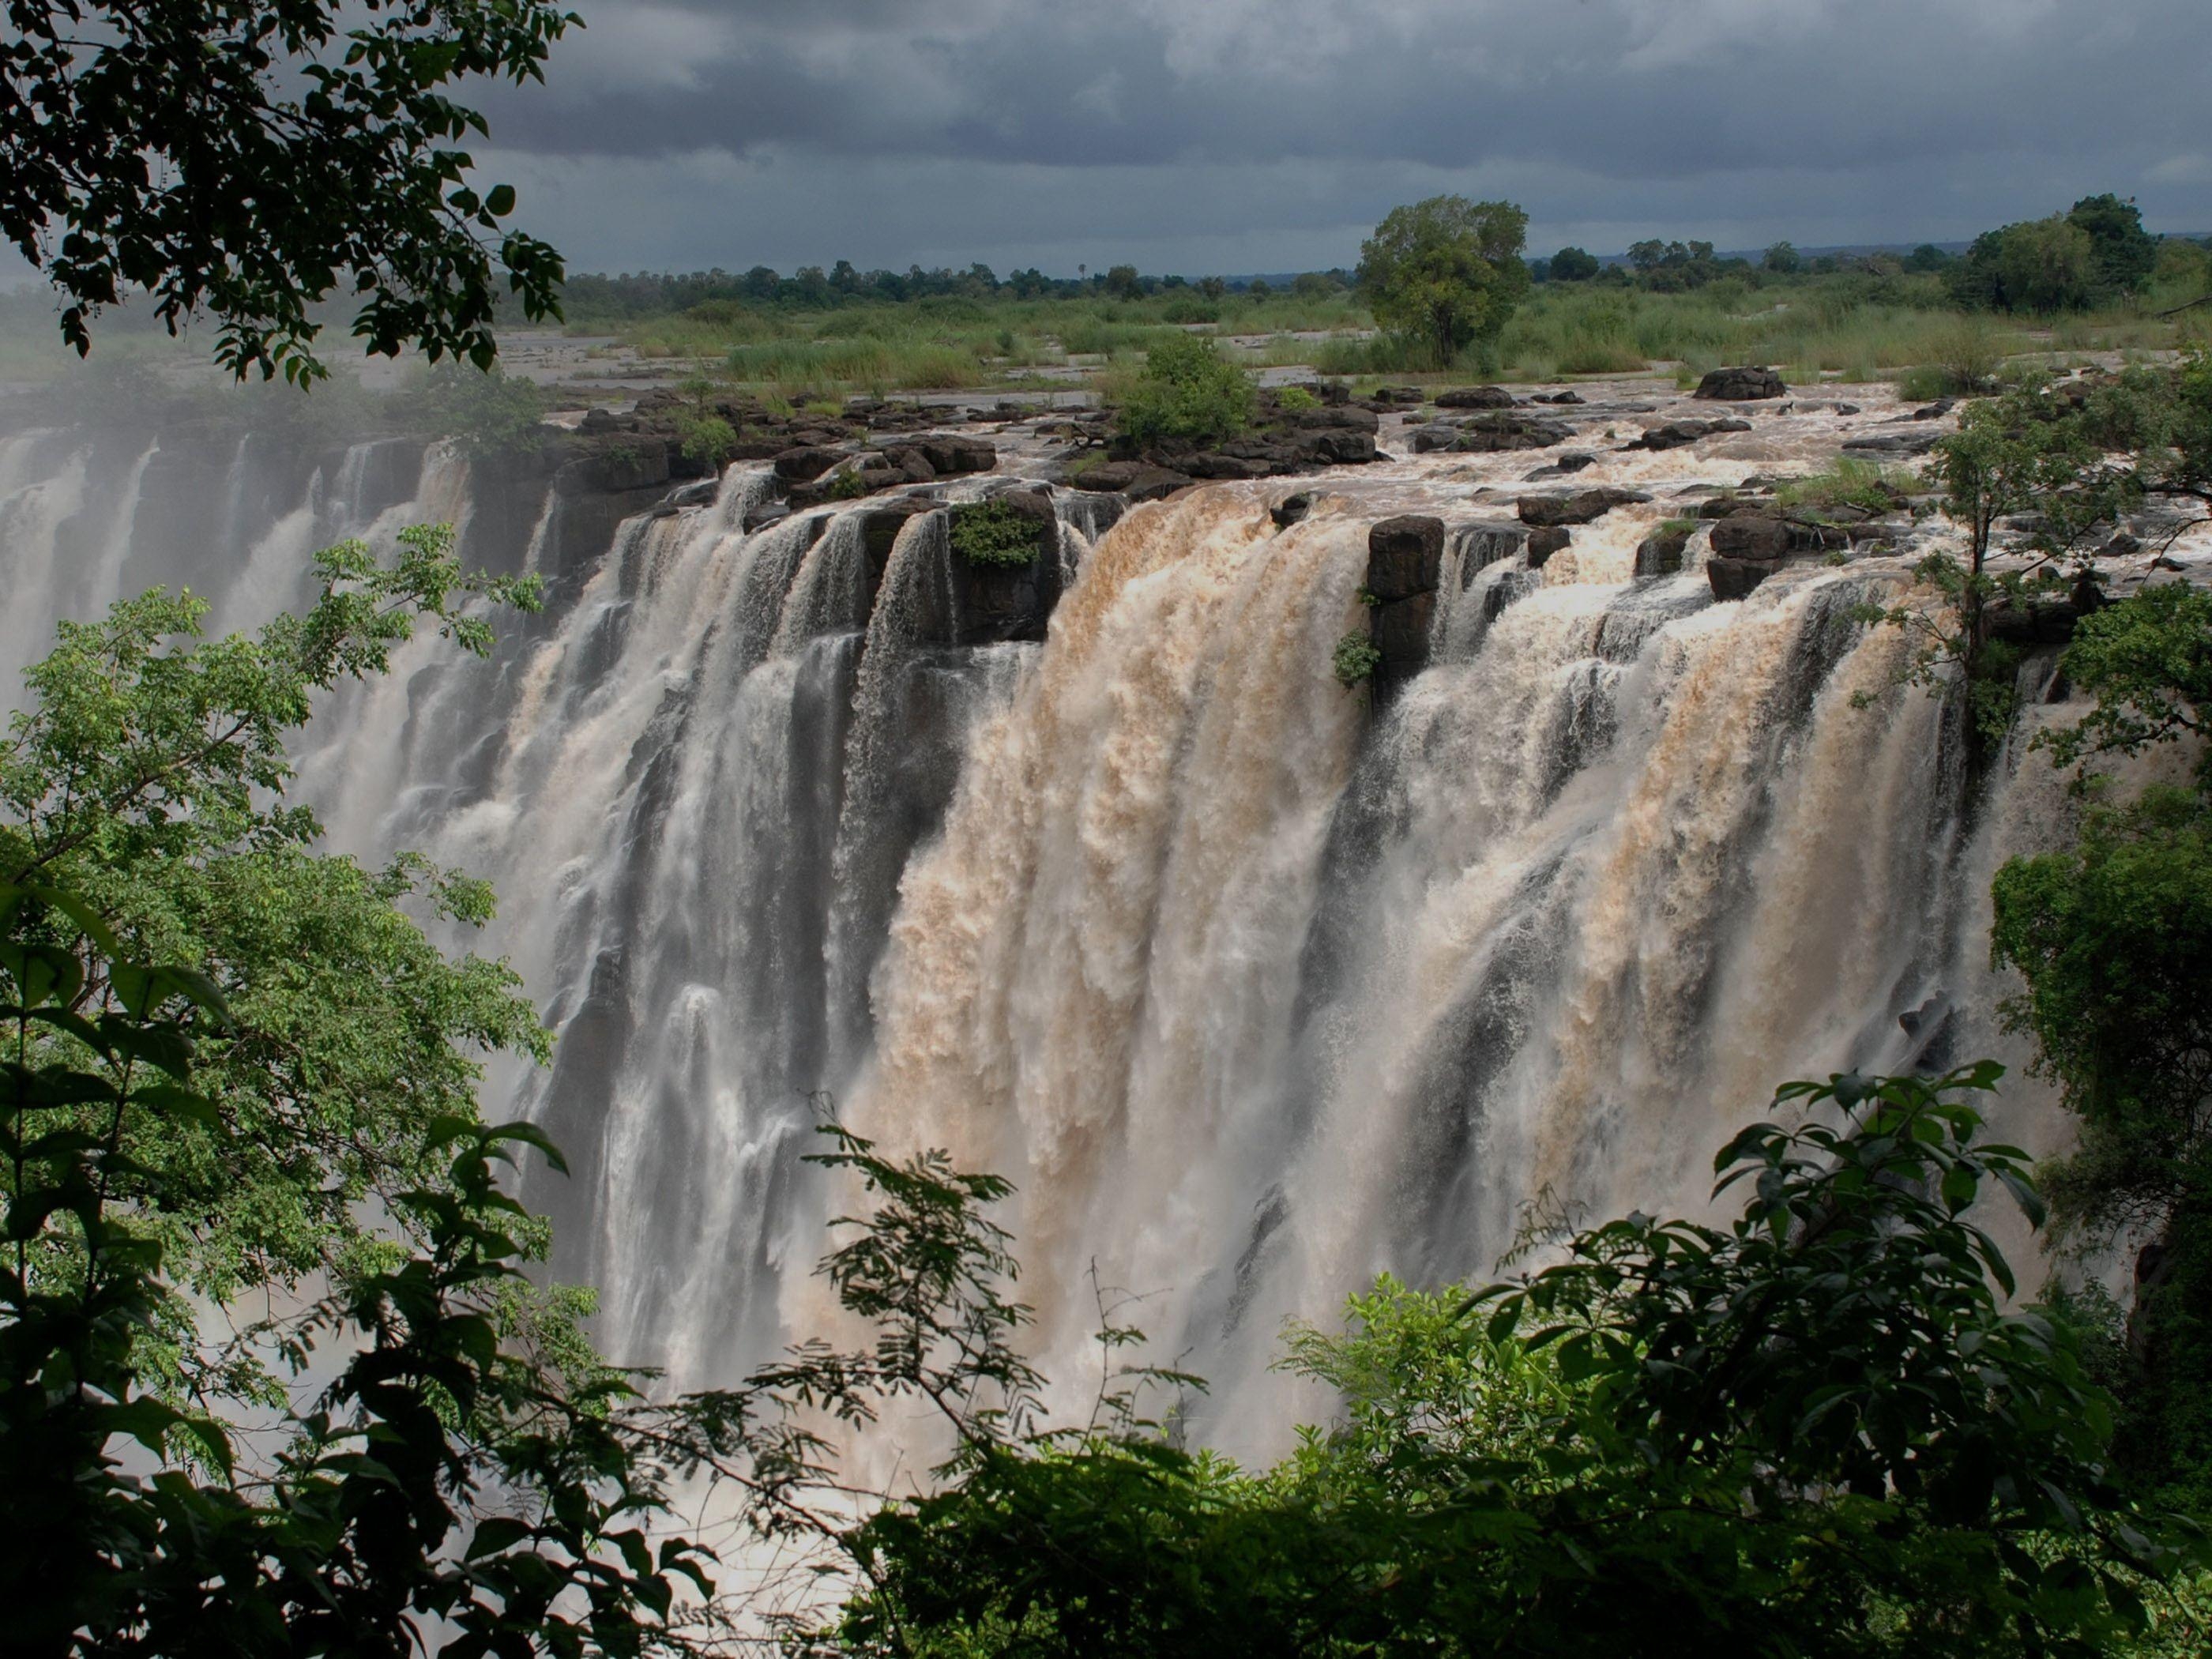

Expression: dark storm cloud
xmin=469 ymin=0 xmax=2212 ymax=273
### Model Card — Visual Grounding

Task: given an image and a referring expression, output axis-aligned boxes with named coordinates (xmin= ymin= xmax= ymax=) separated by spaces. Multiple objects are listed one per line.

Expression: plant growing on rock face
xmin=1112 ymin=333 xmax=1254 ymax=447
xmin=948 ymin=499 xmax=1043 ymax=567
xmin=1276 ymin=385 xmax=1322 ymax=412
xmin=1855 ymin=378 xmax=2136 ymax=754
xmin=1359 ymin=195 xmax=1533 ymax=371
xmin=1333 ymin=631 xmax=1382 ymax=689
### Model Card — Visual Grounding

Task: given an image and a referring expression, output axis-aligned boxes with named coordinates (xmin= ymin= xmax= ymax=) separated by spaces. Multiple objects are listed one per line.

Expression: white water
xmin=0 ymin=379 xmax=2120 ymax=1456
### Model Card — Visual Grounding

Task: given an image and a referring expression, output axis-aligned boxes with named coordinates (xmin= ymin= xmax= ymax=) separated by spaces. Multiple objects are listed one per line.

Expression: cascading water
xmin=0 ymin=377 xmax=2141 ymax=1457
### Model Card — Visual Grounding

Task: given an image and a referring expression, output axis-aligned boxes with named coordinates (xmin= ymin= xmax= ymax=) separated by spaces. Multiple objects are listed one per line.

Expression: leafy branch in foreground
xmin=1 ymin=0 xmax=580 ymax=381
xmin=0 ymin=525 xmax=547 ymax=1407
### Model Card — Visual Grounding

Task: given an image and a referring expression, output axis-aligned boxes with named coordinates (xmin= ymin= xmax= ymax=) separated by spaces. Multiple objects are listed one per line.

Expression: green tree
xmin=1104 ymin=264 xmax=1143 ymax=299
xmin=0 ymin=530 xmax=550 ymax=1405
xmin=1 ymin=0 xmax=579 ymax=382
xmin=1114 ymin=333 xmax=1254 ymax=447
xmin=1762 ymin=239 xmax=1803 ymax=274
xmin=0 ymin=885 xmax=732 ymax=1655
xmin=1548 ymin=246 xmax=1600 ymax=281
xmin=832 ymin=1068 xmax=2204 ymax=1657
xmin=1993 ymin=574 xmax=2212 ymax=1515
xmin=1357 ymin=196 xmax=1530 ymax=370
xmin=1857 ymin=378 xmax=2134 ymax=756
xmin=2069 ymin=193 xmax=2161 ymax=298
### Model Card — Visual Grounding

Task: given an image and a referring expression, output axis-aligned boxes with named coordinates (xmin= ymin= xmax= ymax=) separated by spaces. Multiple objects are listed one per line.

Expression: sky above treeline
xmin=468 ymin=0 xmax=2212 ymax=279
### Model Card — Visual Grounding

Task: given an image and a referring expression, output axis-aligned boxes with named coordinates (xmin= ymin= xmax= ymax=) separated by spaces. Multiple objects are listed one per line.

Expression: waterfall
xmin=0 ymin=385 xmax=2119 ymax=1454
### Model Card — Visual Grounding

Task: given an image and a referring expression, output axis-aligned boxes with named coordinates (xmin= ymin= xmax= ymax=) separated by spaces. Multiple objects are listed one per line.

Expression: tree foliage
xmin=0 ymin=0 xmax=578 ymax=382
xmin=1114 ymin=332 xmax=1254 ymax=446
xmin=1358 ymin=196 xmax=1531 ymax=370
xmin=831 ymin=1069 xmax=2203 ymax=1657
xmin=0 ymin=528 xmax=547 ymax=1405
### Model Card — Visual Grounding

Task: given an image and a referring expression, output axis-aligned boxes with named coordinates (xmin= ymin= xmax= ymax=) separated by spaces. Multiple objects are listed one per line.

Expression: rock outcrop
xmin=1627 ymin=418 xmax=1752 ymax=451
xmin=1693 ymin=366 xmax=1787 ymax=401
xmin=1518 ymin=487 xmax=1652 ymax=529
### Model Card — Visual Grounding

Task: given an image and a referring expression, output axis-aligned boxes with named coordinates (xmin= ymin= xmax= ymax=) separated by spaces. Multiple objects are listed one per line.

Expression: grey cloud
xmin=466 ymin=0 xmax=2212 ymax=272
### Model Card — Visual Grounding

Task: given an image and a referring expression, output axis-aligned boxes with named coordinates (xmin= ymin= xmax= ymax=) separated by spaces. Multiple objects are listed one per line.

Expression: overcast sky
xmin=472 ymin=0 xmax=2210 ymax=276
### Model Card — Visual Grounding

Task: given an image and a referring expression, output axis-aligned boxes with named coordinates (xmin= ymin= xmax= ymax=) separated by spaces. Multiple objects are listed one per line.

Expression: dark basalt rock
xmin=1525 ymin=526 xmax=1571 ymax=566
xmin=1369 ymin=592 xmax=1437 ymax=688
xmin=1531 ymin=389 xmax=1586 ymax=405
xmin=1292 ymin=427 xmax=1379 ymax=465
xmin=1413 ymin=413 xmax=1574 ymax=453
xmin=1371 ymin=386 xmax=1424 ymax=404
xmin=579 ymin=406 xmax=620 ymax=434
xmin=908 ymin=434 xmax=998 ymax=474
xmin=1069 ymin=461 xmax=1191 ymax=501
xmin=1843 ymin=430 xmax=1942 ymax=457
xmin=1627 ymin=418 xmax=1752 ymax=451
xmin=1367 ymin=515 xmax=1446 ymax=601
xmin=1706 ymin=557 xmax=1776 ymax=600
xmin=1518 ymin=487 xmax=1652 ymax=529
xmin=1435 ymin=386 xmax=1517 ymax=409
xmin=1693 ymin=365 xmax=1787 ymax=401
xmin=1272 ymin=492 xmax=1312 ymax=529
xmin=1708 ymin=512 xmax=1793 ymax=561
xmin=1911 ymin=399 xmax=1957 ymax=420
xmin=1284 ymin=404 xmax=1379 ymax=433
xmin=1636 ymin=527 xmax=1692 ymax=577
xmin=773 ymin=445 xmax=848 ymax=483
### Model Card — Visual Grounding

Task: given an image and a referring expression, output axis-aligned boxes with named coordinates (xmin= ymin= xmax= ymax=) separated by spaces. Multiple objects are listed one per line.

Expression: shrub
xmin=673 ymin=408 xmax=735 ymax=463
xmin=947 ymin=498 xmax=1044 ymax=566
xmin=1115 ymin=333 xmax=1254 ymax=446
xmin=1333 ymin=630 xmax=1382 ymax=687
xmin=1276 ymin=385 xmax=1321 ymax=412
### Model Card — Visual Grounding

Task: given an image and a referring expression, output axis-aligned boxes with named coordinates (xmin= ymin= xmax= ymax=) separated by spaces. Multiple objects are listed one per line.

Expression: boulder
xmin=1435 ymin=386 xmax=1517 ymax=409
xmin=910 ymin=434 xmax=998 ymax=474
xmin=1272 ymin=492 xmax=1312 ymax=529
xmin=1367 ymin=516 xmax=1446 ymax=601
xmin=1292 ymin=427 xmax=1379 ymax=465
xmin=1371 ymin=386 xmax=1424 ymax=404
xmin=1068 ymin=461 xmax=1191 ymax=501
xmin=1706 ymin=556 xmax=1775 ymax=600
xmin=1370 ymin=593 xmax=1437 ymax=687
xmin=579 ymin=406 xmax=620 ymax=434
xmin=1693 ymin=366 xmax=1787 ymax=401
xmin=1285 ymin=404 xmax=1379 ymax=433
xmin=1525 ymin=526 xmax=1571 ymax=566
xmin=1910 ymin=399 xmax=1957 ymax=420
xmin=1416 ymin=413 xmax=1574 ymax=453
xmin=856 ymin=496 xmax=940 ymax=572
xmin=1627 ymin=418 xmax=1752 ymax=451
xmin=1518 ymin=487 xmax=1652 ymax=529
xmin=773 ymin=445 xmax=848 ymax=483
xmin=1707 ymin=510 xmax=1793 ymax=561
xmin=1636 ymin=526 xmax=1692 ymax=577
xmin=1524 ymin=452 xmax=1597 ymax=480
xmin=1532 ymin=389 xmax=1586 ymax=405
xmin=1842 ymin=430 xmax=1941 ymax=457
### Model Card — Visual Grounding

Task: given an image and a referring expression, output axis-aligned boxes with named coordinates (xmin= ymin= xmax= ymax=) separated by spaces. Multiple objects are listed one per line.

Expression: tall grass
xmin=571 ymin=266 xmax=2204 ymax=399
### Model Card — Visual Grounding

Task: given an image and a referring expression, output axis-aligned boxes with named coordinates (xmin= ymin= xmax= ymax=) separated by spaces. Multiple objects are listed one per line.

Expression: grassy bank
xmin=569 ymin=264 xmax=2206 ymax=404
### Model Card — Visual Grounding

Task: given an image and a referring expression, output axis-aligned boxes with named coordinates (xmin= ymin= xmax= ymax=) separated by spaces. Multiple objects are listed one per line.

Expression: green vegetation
xmin=1 ymin=1 xmax=574 ymax=382
xmin=831 ymin=1067 xmax=2206 ymax=1657
xmin=1992 ymin=577 xmax=2212 ymax=1522
xmin=948 ymin=499 xmax=1044 ymax=567
xmin=1357 ymin=195 xmax=1532 ymax=371
xmin=1950 ymin=195 xmax=2163 ymax=315
xmin=1112 ymin=332 xmax=1255 ymax=446
xmin=1333 ymin=631 xmax=1383 ymax=688
xmin=1774 ymin=457 xmax=1917 ymax=514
